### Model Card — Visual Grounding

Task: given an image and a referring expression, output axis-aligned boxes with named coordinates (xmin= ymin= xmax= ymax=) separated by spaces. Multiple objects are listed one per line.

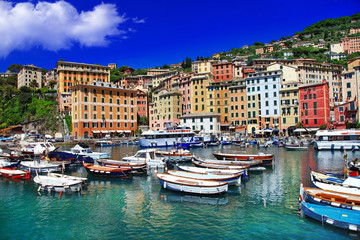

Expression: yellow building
xmin=206 ymin=80 xmax=232 ymax=131
xmin=191 ymin=60 xmax=213 ymax=74
xmin=57 ymin=61 xmax=110 ymax=114
xmin=280 ymin=82 xmax=300 ymax=135
xmin=191 ymin=74 xmax=211 ymax=113
xmin=229 ymin=79 xmax=247 ymax=127
xmin=149 ymin=89 xmax=182 ymax=130
xmin=71 ymin=80 xmax=137 ymax=139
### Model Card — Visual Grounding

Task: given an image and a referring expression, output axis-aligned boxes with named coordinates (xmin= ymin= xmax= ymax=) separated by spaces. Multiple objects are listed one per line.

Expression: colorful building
xmin=341 ymin=36 xmax=360 ymax=54
xmin=299 ymin=80 xmax=330 ymax=128
xmin=191 ymin=74 xmax=211 ymax=114
xmin=71 ymin=80 xmax=137 ymax=139
xmin=57 ymin=61 xmax=110 ymax=115
xmin=229 ymin=79 xmax=247 ymax=127
xmin=149 ymin=89 xmax=182 ymax=130
xmin=206 ymin=81 xmax=232 ymax=131
xmin=280 ymin=82 xmax=300 ymax=135
xmin=136 ymin=89 xmax=148 ymax=118
xmin=333 ymin=101 xmax=357 ymax=129
xmin=212 ymin=61 xmax=234 ymax=82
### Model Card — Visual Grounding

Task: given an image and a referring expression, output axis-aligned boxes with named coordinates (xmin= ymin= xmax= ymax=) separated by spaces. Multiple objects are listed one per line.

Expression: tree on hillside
xmin=119 ymin=65 xmax=129 ymax=72
xmin=30 ymin=80 xmax=39 ymax=89
xmin=7 ymin=64 xmax=22 ymax=73
xmin=253 ymin=41 xmax=264 ymax=47
xmin=48 ymin=80 xmax=57 ymax=90
xmin=162 ymin=64 xmax=170 ymax=69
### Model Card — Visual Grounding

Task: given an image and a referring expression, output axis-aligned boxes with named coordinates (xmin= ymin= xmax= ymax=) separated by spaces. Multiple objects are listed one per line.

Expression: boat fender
xmin=164 ymin=181 xmax=167 ymax=189
xmin=331 ymin=144 xmax=335 ymax=150
xmin=352 ymin=145 xmax=356 ymax=150
xmin=340 ymin=146 xmax=344 ymax=151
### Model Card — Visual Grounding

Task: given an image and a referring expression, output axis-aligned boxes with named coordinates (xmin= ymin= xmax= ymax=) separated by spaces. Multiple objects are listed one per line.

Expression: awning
xmin=273 ymin=129 xmax=279 ymax=132
xmin=263 ymin=129 xmax=272 ymax=133
xmin=109 ymin=130 xmax=115 ymax=133
xmin=92 ymin=130 xmax=101 ymax=133
xmin=101 ymin=130 xmax=109 ymax=133
xmin=124 ymin=130 xmax=131 ymax=133
xmin=294 ymin=128 xmax=319 ymax=133
xmin=116 ymin=130 xmax=123 ymax=133
xmin=255 ymin=130 xmax=263 ymax=133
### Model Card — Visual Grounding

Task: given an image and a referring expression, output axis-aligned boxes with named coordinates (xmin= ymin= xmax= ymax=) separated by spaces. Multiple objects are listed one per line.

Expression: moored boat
xmin=193 ymin=156 xmax=261 ymax=166
xmin=284 ymin=144 xmax=308 ymax=150
xmin=122 ymin=149 xmax=165 ymax=168
xmin=156 ymin=172 xmax=228 ymax=195
xmin=33 ymin=173 xmax=86 ymax=192
xmin=68 ymin=143 xmax=110 ymax=160
xmin=192 ymin=159 xmax=250 ymax=170
xmin=82 ymin=162 xmax=131 ymax=178
xmin=310 ymin=170 xmax=360 ymax=195
xmin=96 ymin=159 xmax=147 ymax=173
xmin=156 ymin=148 xmax=193 ymax=162
xmin=0 ymin=168 xmax=30 ymax=179
xmin=300 ymin=200 xmax=360 ymax=232
xmin=166 ymin=169 xmax=242 ymax=186
xmin=176 ymin=164 xmax=246 ymax=175
xmin=212 ymin=152 xmax=274 ymax=166
xmin=94 ymin=140 xmax=121 ymax=147
xmin=300 ymin=184 xmax=360 ymax=211
xmin=20 ymin=160 xmax=61 ymax=173
xmin=314 ymin=129 xmax=360 ymax=150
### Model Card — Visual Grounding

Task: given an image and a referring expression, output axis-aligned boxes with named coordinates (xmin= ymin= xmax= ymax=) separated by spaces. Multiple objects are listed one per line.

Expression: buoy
xmin=161 ymin=195 xmax=164 ymax=199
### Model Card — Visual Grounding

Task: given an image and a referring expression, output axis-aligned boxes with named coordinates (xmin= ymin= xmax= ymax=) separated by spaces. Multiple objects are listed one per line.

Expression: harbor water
xmin=1 ymin=144 xmax=359 ymax=239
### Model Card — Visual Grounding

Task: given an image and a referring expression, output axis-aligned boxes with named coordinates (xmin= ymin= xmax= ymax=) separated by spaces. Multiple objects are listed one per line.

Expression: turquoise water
xmin=1 ymin=145 xmax=359 ymax=239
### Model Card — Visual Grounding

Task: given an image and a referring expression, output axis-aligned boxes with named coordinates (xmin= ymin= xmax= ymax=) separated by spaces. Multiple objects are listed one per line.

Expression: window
xmin=314 ymin=102 xmax=317 ymax=109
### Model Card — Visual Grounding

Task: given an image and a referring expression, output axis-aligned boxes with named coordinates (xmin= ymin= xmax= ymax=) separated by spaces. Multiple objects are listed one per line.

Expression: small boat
xmin=82 ymin=162 xmax=131 ymax=178
xmin=122 ymin=149 xmax=165 ymax=168
xmin=220 ymin=140 xmax=232 ymax=145
xmin=96 ymin=159 xmax=147 ymax=174
xmin=300 ymin=184 xmax=360 ymax=211
xmin=0 ymin=168 xmax=30 ymax=179
xmin=213 ymin=152 xmax=274 ymax=166
xmin=20 ymin=160 xmax=61 ymax=173
xmin=190 ymin=142 xmax=205 ymax=148
xmin=207 ymin=142 xmax=219 ymax=147
xmin=233 ymin=142 xmax=249 ymax=148
xmin=69 ymin=143 xmax=110 ymax=160
xmin=20 ymin=141 xmax=56 ymax=155
xmin=176 ymin=164 xmax=247 ymax=175
xmin=156 ymin=172 xmax=228 ymax=195
xmin=156 ymin=149 xmax=193 ymax=162
xmin=284 ymin=143 xmax=308 ymax=150
xmin=300 ymin=200 xmax=360 ymax=232
xmin=0 ymin=157 xmax=18 ymax=168
xmin=192 ymin=159 xmax=250 ymax=170
xmin=193 ymin=156 xmax=262 ymax=166
xmin=94 ymin=140 xmax=121 ymax=147
xmin=33 ymin=173 xmax=86 ymax=192
xmin=310 ymin=170 xmax=360 ymax=195
xmin=48 ymin=173 xmax=88 ymax=185
xmin=166 ymin=169 xmax=242 ymax=186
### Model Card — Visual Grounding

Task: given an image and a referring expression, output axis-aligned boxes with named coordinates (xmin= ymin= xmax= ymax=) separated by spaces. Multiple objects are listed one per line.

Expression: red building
xmin=136 ymin=89 xmax=148 ymax=118
xmin=333 ymin=100 xmax=357 ymax=129
xmin=212 ymin=62 xmax=233 ymax=82
xmin=299 ymin=80 xmax=330 ymax=128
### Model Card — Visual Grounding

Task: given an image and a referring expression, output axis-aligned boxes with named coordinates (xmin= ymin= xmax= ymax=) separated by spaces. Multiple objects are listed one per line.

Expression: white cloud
xmin=133 ymin=17 xmax=146 ymax=23
xmin=0 ymin=1 xmax=127 ymax=57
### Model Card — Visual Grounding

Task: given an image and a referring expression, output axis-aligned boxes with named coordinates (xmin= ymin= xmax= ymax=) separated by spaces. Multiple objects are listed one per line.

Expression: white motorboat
xmin=68 ymin=143 xmax=110 ymax=159
xmin=314 ymin=129 xmax=360 ymax=150
xmin=20 ymin=160 xmax=61 ymax=173
xmin=176 ymin=164 xmax=246 ymax=175
xmin=33 ymin=173 xmax=86 ymax=192
xmin=20 ymin=141 xmax=56 ymax=155
xmin=122 ymin=149 xmax=165 ymax=168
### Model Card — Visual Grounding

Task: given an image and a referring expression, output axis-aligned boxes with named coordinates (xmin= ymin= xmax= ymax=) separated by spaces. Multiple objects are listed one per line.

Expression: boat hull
xmin=158 ymin=178 xmax=228 ymax=195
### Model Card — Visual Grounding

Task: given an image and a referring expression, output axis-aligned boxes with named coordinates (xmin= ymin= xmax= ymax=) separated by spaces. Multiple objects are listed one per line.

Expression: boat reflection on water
xmin=159 ymin=189 xmax=228 ymax=205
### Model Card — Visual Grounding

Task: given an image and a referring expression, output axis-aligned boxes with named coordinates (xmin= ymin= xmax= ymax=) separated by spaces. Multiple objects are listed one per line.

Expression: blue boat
xmin=48 ymin=151 xmax=94 ymax=165
xmin=301 ymin=201 xmax=360 ymax=232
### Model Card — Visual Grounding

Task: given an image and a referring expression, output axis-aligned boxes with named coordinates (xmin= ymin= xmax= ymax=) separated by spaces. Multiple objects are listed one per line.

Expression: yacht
xmin=314 ymin=129 xmax=360 ymax=150
xmin=139 ymin=126 xmax=195 ymax=148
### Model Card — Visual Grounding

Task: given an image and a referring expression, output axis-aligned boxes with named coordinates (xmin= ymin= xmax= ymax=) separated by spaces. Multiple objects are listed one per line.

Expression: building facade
xmin=180 ymin=113 xmax=221 ymax=134
xmin=341 ymin=37 xmax=360 ymax=54
xmin=17 ymin=64 xmax=43 ymax=89
xmin=212 ymin=61 xmax=234 ymax=82
xmin=280 ymin=82 xmax=300 ymax=135
xmin=299 ymin=80 xmax=330 ymax=128
xmin=71 ymin=81 xmax=137 ymax=139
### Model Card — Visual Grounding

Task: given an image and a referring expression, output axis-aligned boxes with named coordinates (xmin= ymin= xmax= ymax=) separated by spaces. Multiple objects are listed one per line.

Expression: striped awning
xmin=92 ymin=130 xmax=101 ymax=133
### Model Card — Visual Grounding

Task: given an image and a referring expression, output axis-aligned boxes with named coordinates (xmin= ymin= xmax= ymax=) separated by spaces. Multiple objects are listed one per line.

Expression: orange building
xmin=71 ymin=81 xmax=137 ymax=139
xmin=136 ymin=89 xmax=149 ymax=118
xmin=229 ymin=79 xmax=247 ymax=128
xmin=212 ymin=61 xmax=234 ymax=82
xmin=57 ymin=61 xmax=110 ymax=115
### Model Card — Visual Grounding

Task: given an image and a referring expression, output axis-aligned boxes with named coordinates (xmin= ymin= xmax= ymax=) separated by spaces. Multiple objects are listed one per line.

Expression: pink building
xmin=341 ymin=37 xmax=360 ymax=54
xmin=333 ymin=101 xmax=357 ymax=129
xmin=136 ymin=89 xmax=148 ymax=118
xmin=179 ymin=74 xmax=192 ymax=115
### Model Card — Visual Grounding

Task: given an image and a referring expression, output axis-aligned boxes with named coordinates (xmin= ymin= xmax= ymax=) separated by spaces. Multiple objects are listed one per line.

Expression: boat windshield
xmin=135 ymin=152 xmax=146 ymax=158
xmin=149 ymin=151 xmax=155 ymax=160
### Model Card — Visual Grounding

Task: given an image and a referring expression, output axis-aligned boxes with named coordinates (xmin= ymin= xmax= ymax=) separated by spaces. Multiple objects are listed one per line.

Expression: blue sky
xmin=0 ymin=0 xmax=359 ymax=72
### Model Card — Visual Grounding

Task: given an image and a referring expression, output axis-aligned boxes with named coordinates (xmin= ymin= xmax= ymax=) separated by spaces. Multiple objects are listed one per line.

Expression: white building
xmin=330 ymin=43 xmax=343 ymax=54
xmin=246 ymin=70 xmax=281 ymax=134
xmin=17 ymin=64 xmax=43 ymax=88
xmin=179 ymin=113 xmax=221 ymax=134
